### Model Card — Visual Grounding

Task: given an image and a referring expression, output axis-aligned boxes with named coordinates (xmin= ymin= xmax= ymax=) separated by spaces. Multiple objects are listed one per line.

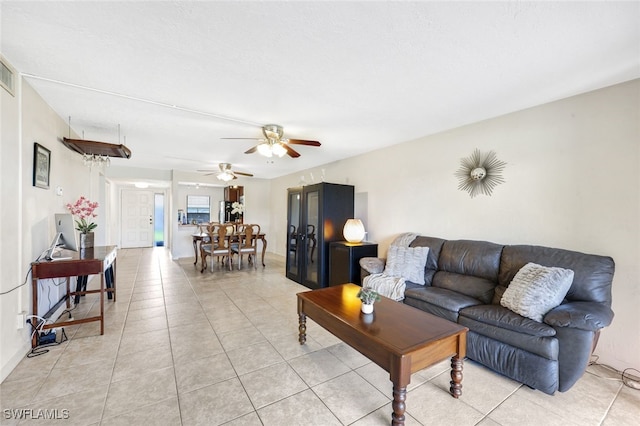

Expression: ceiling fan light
xmin=257 ymin=143 xmax=273 ymax=157
xmin=272 ymin=143 xmax=287 ymax=158
xmin=217 ymin=171 xmax=234 ymax=182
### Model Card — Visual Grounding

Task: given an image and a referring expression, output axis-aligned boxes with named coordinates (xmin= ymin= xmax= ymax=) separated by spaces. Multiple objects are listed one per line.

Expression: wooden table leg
xmin=261 ymin=236 xmax=267 ymax=267
xmin=193 ymin=237 xmax=199 ymax=265
xmin=392 ymin=385 xmax=407 ymax=425
xmin=450 ymin=355 xmax=464 ymax=398
xmin=298 ymin=312 xmax=307 ymax=345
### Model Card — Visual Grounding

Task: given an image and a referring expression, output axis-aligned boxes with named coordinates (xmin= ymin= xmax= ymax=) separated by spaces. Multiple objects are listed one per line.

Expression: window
xmin=186 ymin=195 xmax=210 ymax=224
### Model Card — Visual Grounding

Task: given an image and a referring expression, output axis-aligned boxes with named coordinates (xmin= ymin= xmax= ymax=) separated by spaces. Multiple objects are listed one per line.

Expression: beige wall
xmin=270 ymin=79 xmax=639 ymax=373
xmin=1 ymin=78 xmax=101 ymax=380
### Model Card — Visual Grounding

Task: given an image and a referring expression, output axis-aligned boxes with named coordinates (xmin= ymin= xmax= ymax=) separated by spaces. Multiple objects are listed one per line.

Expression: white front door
xmin=121 ymin=189 xmax=154 ymax=248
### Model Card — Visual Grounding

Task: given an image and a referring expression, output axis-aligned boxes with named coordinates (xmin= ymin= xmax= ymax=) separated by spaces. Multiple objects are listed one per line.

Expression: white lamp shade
xmin=343 ymin=219 xmax=365 ymax=243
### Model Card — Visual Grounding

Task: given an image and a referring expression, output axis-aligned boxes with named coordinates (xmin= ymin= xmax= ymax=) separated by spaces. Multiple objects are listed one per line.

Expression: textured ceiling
xmin=2 ymin=1 xmax=638 ymax=180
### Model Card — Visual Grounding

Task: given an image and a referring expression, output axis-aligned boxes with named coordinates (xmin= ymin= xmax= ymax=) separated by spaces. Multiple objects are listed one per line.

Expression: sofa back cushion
xmin=409 ymin=236 xmax=446 ymax=285
xmin=433 ymin=240 xmax=503 ymax=304
xmin=498 ymin=245 xmax=615 ymax=305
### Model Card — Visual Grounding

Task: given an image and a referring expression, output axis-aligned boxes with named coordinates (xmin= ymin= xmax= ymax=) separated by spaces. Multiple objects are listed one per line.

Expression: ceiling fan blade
xmin=234 ymin=171 xmax=253 ymax=177
xmin=197 ymin=169 xmax=216 ymax=172
xmin=244 ymin=145 xmax=259 ymax=154
xmin=287 ymin=139 xmax=321 ymax=147
xmin=282 ymin=144 xmax=301 ymax=158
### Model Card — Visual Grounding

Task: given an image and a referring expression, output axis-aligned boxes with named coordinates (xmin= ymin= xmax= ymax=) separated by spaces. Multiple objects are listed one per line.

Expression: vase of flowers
xmin=357 ymin=288 xmax=381 ymax=314
xmin=66 ymin=196 xmax=99 ymax=248
xmin=231 ymin=201 xmax=244 ymax=223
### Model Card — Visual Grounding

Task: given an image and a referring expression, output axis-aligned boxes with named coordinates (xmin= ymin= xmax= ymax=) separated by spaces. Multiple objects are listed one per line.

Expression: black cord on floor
xmin=26 ymin=328 xmax=68 ymax=358
xmin=589 ymin=355 xmax=640 ymax=391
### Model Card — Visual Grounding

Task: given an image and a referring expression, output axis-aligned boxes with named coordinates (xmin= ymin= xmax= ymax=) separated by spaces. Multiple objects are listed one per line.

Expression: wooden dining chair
xmin=200 ymin=223 xmax=234 ymax=273
xmin=232 ymin=224 xmax=260 ymax=269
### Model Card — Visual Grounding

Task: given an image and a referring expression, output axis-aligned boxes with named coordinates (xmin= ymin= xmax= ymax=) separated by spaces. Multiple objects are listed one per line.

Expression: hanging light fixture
xmin=217 ymin=171 xmax=235 ymax=182
xmin=257 ymin=141 xmax=287 ymax=158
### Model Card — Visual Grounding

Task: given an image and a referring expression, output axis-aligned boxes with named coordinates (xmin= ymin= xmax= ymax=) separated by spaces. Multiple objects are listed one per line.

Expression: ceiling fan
xmin=223 ymin=124 xmax=321 ymax=158
xmin=198 ymin=163 xmax=253 ymax=182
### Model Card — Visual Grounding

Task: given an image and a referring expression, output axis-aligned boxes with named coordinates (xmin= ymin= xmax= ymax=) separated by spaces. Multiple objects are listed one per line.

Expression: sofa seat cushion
xmin=404 ymin=287 xmax=482 ymax=322
xmin=459 ymin=307 xmax=559 ymax=360
xmin=460 ymin=305 xmax=556 ymax=337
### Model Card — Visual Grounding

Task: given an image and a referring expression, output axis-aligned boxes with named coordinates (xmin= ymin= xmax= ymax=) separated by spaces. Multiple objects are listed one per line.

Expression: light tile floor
xmin=2 ymin=247 xmax=638 ymax=425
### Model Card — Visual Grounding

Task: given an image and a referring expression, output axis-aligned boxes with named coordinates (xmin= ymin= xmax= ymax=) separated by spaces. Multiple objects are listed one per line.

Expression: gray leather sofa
xmin=361 ymin=236 xmax=615 ymax=394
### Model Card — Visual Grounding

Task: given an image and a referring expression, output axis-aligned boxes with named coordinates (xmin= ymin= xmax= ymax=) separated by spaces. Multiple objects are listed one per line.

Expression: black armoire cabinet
xmin=286 ymin=182 xmax=354 ymax=289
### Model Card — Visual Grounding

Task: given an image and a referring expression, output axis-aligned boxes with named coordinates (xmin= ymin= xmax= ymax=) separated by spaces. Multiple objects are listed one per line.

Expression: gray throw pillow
xmin=384 ymin=245 xmax=429 ymax=285
xmin=500 ymin=262 xmax=574 ymax=322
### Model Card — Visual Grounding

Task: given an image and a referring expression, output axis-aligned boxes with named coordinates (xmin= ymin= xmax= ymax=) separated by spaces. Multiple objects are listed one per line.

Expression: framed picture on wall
xmin=33 ymin=142 xmax=51 ymax=189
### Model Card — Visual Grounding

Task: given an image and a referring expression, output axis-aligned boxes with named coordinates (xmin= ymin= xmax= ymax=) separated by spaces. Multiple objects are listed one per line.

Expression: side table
xmin=329 ymin=241 xmax=378 ymax=286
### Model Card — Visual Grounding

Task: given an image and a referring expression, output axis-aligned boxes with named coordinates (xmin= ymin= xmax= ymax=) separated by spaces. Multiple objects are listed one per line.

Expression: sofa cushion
xmin=459 ymin=310 xmax=559 ymax=360
xmin=404 ymin=286 xmax=482 ymax=322
xmin=501 ymin=262 xmax=574 ymax=322
xmin=438 ymin=239 xmax=503 ymax=281
xmin=432 ymin=271 xmax=496 ymax=304
xmin=384 ymin=245 xmax=429 ymax=284
xmin=460 ymin=305 xmax=556 ymax=337
xmin=499 ymin=245 xmax=614 ymax=305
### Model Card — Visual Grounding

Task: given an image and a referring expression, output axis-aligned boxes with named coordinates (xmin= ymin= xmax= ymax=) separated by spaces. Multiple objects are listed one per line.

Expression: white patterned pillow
xmin=501 ymin=262 xmax=574 ymax=322
xmin=384 ymin=246 xmax=429 ymax=285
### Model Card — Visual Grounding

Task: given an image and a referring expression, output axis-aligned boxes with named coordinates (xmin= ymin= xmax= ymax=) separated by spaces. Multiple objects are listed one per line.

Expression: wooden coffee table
xmin=297 ymin=283 xmax=468 ymax=426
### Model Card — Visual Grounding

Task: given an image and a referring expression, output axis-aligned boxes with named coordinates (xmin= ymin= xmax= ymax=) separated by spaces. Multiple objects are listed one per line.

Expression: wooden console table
xmin=298 ymin=284 xmax=467 ymax=425
xmin=30 ymin=245 xmax=117 ymax=348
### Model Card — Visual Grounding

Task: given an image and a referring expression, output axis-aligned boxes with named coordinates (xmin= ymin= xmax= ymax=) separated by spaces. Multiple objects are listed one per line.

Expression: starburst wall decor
xmin=455 ymin=149 xmax=506 ymax=198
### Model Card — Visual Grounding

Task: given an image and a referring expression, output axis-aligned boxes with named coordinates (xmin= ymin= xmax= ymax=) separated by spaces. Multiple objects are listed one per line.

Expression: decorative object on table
xmin=357 ymin=287 xmax=381 ymax=314
xmin=343 ymin=218 xmax=366 ymax=243
xmin=455 ymin=148 xmax=506 ymax=198
xmin=66 ymin=196 xmax=99 ymax=248
xmin=33 ymin=142 xmax=51 ymax=189
xmin=231 ymin=201 xmax=244 ymax=222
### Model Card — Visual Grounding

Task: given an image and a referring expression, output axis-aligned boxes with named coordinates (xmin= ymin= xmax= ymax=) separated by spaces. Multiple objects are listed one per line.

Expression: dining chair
xmin=201 ymin=223 xmax=234 ymax=273
xmin=232 ymin=224 xmax=261 ymax=269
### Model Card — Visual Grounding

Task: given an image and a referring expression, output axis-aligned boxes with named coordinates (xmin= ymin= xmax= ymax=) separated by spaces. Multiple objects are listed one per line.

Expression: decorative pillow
xmin=384 ymin=245 xmax=429 ymax=285
xmin=500 ymin=262 xmax=574 ymax=322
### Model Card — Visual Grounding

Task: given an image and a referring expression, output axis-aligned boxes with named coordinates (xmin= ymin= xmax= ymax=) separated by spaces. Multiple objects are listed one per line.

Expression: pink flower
xmin=66 ymin=197 xmax=99 ymax=233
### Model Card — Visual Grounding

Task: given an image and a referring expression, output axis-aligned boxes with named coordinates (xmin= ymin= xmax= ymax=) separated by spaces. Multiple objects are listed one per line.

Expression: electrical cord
xmin=25 ymin=315 xmax=68 ymax=358
xmin=0 ymin=265 xmax=33 ymax=296
xmin=588 ymin=355 xmax=640 ymax=390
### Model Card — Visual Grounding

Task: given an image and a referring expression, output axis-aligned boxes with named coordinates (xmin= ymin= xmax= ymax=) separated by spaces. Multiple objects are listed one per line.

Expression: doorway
xmin=154 ymin=193 xmax=164 ymax=246
xmin=121 ymin=189 xmax=154 ymax=248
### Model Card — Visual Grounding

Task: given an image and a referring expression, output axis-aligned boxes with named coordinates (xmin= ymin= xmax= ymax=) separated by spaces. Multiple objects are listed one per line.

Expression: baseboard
xmin=0 ymin=340 xmax=31 ymax=383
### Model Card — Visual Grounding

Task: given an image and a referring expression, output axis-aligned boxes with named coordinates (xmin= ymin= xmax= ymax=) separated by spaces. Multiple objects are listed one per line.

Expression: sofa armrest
xmin=359 ymin=257 xmax=385 ymax=275
xmin=544 ymin=301 xmax=614 ymax=331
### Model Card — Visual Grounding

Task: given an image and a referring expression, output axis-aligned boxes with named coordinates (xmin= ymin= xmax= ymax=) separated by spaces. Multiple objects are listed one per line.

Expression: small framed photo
xmin=33 ymin=142 xmax=51 ymax=189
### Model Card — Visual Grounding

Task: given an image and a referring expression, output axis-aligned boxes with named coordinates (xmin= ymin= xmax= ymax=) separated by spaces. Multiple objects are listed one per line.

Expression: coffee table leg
xmin=449 ymin=355 xmax=463 ymax=398
xmin=392 ymin=385 xmax=407 ymax=425
xmin=298 ymin=312 xmax=307 ymax=345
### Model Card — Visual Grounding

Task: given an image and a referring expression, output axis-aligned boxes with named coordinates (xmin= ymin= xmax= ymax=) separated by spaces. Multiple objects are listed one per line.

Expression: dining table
xmin=192 ymin=231 xmax=267 ymax=267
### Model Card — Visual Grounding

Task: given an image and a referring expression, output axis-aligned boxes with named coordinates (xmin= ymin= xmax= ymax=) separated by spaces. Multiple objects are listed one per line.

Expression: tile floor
xmin=1 ymin=247 xmax=638 ymax=425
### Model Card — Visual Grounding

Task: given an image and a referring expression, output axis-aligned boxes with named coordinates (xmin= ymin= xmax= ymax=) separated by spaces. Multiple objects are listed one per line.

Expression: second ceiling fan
xmin=223 ymin=124 xmax=321 ymax=158
xmin=198 ymin=163 xmax=253 ymax=182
